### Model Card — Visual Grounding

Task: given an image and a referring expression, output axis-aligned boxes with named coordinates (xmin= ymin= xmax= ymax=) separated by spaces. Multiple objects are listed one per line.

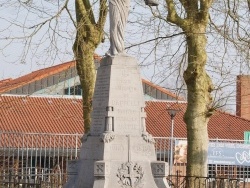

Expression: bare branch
xmin=126 ymin=32 xmax=185 ymax=49
xmin=165 ymin=0 xmax=186 ymax=28
xmin=97 ymin=0 xmax=108 ymax=29
xmin=75 ymin=0 xmax=94 ymax=30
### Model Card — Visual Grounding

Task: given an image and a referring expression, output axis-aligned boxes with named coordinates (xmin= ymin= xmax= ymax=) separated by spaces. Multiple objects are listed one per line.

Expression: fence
xmin=167 ymin=172 xmax=244 ymax=188
xmin=0 ymin=132 xmax=249 ymax=187
xmin=0 ymin=132 xmax=81 ymax=187
xmin=155 ymin=137 xmax=250 ymax=187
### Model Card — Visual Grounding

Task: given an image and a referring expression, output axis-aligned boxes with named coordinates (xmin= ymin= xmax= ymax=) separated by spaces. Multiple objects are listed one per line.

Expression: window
xmin=64 ymin=85 xmax=82 ymax=95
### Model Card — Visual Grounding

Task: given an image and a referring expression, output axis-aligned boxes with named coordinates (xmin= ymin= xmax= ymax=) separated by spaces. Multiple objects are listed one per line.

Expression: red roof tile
xmin=0 ymin=133 xmax=82 ymax=148
xmin=145 ymin=101 xmax=250 ymax=140
xmin=0 ymin=95 xmax=84 ymax=134
xmin=1 ymin=95 xmax=250 ymax=141
xmin=145 ymin=101 xmax=187 ymax=138
xmin=0 ymin=78 xmax=12 ymax=86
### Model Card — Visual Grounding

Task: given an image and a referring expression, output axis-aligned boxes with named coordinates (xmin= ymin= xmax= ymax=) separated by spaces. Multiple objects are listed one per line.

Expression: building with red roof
xmin=0 ymin=61 xmax=249 ymax=140
xmin=2 ymin=61 xmax=250 ymax=182
xmin=0 ymin=94 xmax=250 ymax=140
xmin=0 ymin=60 xmax=183 ymax=101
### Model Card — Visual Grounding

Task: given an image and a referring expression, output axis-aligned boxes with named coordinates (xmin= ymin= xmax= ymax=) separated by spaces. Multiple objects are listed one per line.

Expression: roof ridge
xmin=142 ymin=78 xmax=185 ymax=101
xmin=1 ymin=94 xmax=82 ymax=100
xmin=0 ymin=55 xmax=103 ymax=93
xmin=30 ymin=60 xmax=75 ymax=74
xmin=0 ymin=78 xmax=13 ymax=87
xmin=0 ymin=78 xmax=12 ymax=83
xmin=146 ymin=100 xmax=187 ymax=103
xmin=0 ymin=60 xmax=76 ymax=93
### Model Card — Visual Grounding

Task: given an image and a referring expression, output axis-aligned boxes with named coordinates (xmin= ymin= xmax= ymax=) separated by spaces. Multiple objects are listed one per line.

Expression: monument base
xmin=65 ymin=135 xmax=169 ymax=188
xmin=64 ymin=55 xmax=170 ymax=188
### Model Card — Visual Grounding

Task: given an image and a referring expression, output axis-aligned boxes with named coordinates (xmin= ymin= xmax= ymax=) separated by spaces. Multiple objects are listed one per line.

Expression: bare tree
xmin=164 ymin=0 xmax=214 ymax=181
xmin=0 ymin=0 xmax=108 ymax=132
xmin=0 ymin=1 xmax=249 ymax=186
xmin=133 ymin=0 xmax=249 ymax=184
xmin=126 ymin=0 xmax=249 ymax=184
xmin=73 ymin=0 xmax=107 ymax=132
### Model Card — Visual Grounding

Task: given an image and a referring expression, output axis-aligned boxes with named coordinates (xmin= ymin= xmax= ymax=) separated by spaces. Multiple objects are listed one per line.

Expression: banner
xmin=174 ymin=140 xmax=250 ymax=166
xmin=208 ymin=142 xmax=250 ymax=166
xmin=174 ymin=140 xmax=187 ymax=164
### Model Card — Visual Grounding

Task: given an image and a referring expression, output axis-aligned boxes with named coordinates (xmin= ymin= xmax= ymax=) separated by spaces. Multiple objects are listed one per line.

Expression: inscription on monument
xmin=91 ymin=63 xmax=145 ymax=134
xmin=132 ymin=145 xmax=152 ymax=156
xmin=91 ymin=66 xmax=111 ymax=134
xmin=110 ymin=144 xmax=125 ymax=152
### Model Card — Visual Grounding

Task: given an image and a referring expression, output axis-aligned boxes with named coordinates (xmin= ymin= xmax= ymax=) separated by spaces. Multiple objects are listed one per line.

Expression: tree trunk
xmin=73 ymin=41 xmax=96 ymax=133
xmin=73 ymin=0 xmax=107 ymax=133
xmin=183 ymin=25 xmax=213 ymax=186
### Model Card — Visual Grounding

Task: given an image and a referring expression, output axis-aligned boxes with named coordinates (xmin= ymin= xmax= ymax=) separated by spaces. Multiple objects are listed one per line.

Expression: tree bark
xmin=183 ymin=25 xmax=213 ymax=185
xmin=73 ymin=41 xmax=96 ymax=133
xmin=165 ymin=1 xmax=214 ymax=185
xmin=73 ymin=0 xmax=107 ymax=132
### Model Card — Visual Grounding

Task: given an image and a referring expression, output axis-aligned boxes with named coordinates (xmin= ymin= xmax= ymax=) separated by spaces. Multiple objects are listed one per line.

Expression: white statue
xmin=107 ymin=0 xmax=158 ymax=56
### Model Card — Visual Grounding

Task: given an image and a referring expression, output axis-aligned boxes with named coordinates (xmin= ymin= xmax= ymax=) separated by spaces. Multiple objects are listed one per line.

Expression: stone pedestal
xmin=65 ymin=55 xmax=169 ymax=188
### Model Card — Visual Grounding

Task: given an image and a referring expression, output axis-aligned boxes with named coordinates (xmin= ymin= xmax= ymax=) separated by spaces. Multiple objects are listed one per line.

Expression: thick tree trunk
xmin=183 ymin=25 xmax=213 ymax=186
xmin=73 ymin=0 xmax=107 ymax=133
xmin=73 ymin=41 xmax=96 ymax=133
xmin=165 ymin=1 xmax=214 ymax=187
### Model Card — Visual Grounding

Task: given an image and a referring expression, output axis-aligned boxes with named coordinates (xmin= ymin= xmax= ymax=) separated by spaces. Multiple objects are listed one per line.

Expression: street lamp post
xmin=167 ymin=108 xmax=179 ymax=175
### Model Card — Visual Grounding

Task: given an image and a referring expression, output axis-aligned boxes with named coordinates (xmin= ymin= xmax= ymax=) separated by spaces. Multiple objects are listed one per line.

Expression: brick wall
xmin=236 ymin=75 xmax=250 ymax=120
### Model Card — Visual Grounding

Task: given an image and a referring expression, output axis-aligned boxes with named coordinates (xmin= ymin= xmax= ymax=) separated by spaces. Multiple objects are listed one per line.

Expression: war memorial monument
xmin=65 ymin=0 xmax=169 ymax=187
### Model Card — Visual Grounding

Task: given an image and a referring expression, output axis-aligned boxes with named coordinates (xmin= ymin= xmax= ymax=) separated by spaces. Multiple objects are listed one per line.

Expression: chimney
xmin=236 ymin=75 xmax=250 ymax=119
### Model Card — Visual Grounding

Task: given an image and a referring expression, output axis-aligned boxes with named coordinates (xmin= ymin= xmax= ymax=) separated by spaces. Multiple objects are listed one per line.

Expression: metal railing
xmin=0 ymin=131 xmax=81 ymax=187
xmin=154 ymin=137 xmax=250 ymax=187
xmin=0 ymin=172 xmax=68 ymax=188
xmin=0 ymin=132 xmax=249 ymax=187
xmin=167 ymin=172 xmax=244 ymax=188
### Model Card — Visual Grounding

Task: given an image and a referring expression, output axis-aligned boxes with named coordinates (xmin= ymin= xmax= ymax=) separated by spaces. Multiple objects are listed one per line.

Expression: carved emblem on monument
xmin=117 ymin=162 xmax=144 ymax=188
xmin=151 ymin=161 xmax=168 ymax=177
xmin=94 ymin=161 xmax=110 ymax=176
xmin=100 ymin=132 xmax=115 ymax=143
xmin=142 ymin=132 xmax=155 ymax=144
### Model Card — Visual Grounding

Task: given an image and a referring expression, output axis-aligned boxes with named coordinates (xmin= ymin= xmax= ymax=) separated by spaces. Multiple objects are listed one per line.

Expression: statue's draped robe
xmin=109 ymin=0 xmax=130 ymax=55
